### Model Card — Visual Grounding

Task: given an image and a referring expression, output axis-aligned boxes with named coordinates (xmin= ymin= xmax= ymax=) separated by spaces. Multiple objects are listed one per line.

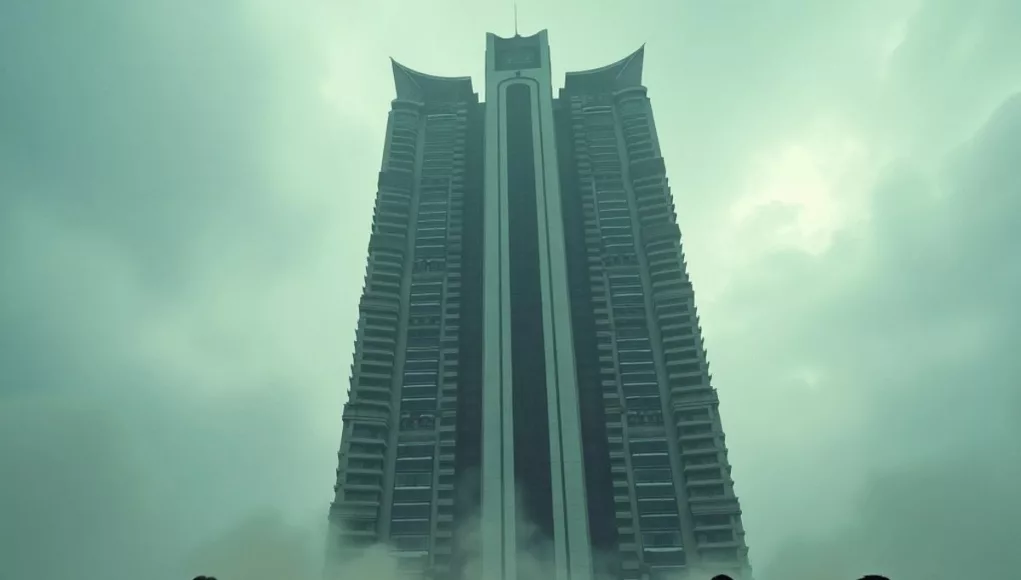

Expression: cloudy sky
xmin=1 ymin=0 xmax=1019 ymax=579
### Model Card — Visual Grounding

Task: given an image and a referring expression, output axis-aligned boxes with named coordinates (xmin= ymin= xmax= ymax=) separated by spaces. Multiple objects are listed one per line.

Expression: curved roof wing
xmin=563 ymin=45 xmax=645 ymax=92
xmin=390 ymin=58 xmax=476 ymax=103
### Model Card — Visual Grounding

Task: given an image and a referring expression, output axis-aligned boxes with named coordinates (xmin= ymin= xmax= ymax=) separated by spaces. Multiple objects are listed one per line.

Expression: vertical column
xmin=482 ymin=42 xmax=517 ymax=580
xmin=484 ymin=29 xmax=594 ymax=580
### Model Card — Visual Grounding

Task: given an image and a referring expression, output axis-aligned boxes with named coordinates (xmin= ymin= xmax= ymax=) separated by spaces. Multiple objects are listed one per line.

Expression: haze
xmin=1 ymin=1 xmax=1019 ymax=579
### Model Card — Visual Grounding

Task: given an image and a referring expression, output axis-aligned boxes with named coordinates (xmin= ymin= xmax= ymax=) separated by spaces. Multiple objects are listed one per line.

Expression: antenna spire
xmin=513 ymin=3 xmax=519 ymax=36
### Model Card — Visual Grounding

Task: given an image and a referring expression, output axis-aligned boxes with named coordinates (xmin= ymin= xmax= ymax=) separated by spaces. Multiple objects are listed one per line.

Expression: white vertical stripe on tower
xmin=482 ymin=33 xmax=517 ymax=580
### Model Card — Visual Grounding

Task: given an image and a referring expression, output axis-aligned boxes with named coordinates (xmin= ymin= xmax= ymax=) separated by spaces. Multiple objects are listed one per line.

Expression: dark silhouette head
xmin=193 ymin=576 xmax=217 ymax=580
xmin=710 ymin=575 xmax=734 ymax=580
xmin=859 ymin=576 xmax=891 ymax=580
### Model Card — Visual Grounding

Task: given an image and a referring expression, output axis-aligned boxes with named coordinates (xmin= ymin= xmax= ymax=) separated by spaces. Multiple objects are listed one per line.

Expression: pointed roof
xmin=390 ymin=58 xmax=476 ymax=103
xmin=563 ymin=45 xmax=646 ymax=92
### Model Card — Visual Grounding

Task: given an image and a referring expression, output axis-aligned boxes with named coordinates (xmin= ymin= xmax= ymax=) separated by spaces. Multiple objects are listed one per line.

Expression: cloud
xmin=715 ymin=92 xmax=1021 ymax=578
xmin=1 ymin=0 xmax=1019 ymax=579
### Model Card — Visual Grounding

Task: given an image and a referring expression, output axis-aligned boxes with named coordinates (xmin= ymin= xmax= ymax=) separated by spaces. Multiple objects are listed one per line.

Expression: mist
xmin=2 ymin=0 xmax=1020 ymax=579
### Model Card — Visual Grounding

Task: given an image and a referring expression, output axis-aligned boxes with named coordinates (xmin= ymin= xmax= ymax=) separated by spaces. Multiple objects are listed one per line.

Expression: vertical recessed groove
xmin=506 ymin=83 xmax=556 ymax=549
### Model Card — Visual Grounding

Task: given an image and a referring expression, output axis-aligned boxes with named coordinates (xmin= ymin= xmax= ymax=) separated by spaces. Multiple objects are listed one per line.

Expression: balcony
xmin=343 ymin=476 xmax=383 ymax=492
xmin=687 ymin=497 xmax=741 ymax=516
xmin=331 ymin=501 xmax=380 ymax=520
xmin=338 ymin=527 xmax=377 ymax=543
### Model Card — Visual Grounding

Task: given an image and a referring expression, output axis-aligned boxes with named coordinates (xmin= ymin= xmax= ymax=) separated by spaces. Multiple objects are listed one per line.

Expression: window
xmin=631 ymin=453 xmax=670 ymax=469
xmin=622 ymin=383 xmax=659 ymax=397
xmin=679 ymin=438 xmax=716 ymax=451
xmin=397 ymin=443 xmax=434 ymax=458
xmin=348 ymin=458 xmax=383 ymax=470
xmin=395 ymin=456 xmax=433 ymax=472
xmin=352 ymin=425 xmax=386 ymax=439
xmin=394 ymin=472 xmax=432 ymax=488
xmin=616 ymin=337 xmax=651 ymax=351
xmin=621 ymin=371 xmax=658 ymax=385
xmin=403 ymin=371 xmax=438 ymax=386
xmin=344 ymin=490 xmax=379 ymax=502
xmin=392 ymin=535 xmax=430 ymax=551
xmin=405 ymin=348 xmax=440 ymax=361
xmin=644 ymin=548 xmax=686 ymax=566
xmin=404 ymin=359 xmax=437 ymax=373
xmin=360 ymin=361 xmax=391 ymax=375
xmin=346 ymin=474 xmax=380 ymax=486
xmin=630 ymin=439 xmax=668 ymax=454
xmin=618 ymin=349 xmax=653 ymax=363
xmin=603 ymin=236 xmax=636 ymax=250
xmin=671 ymin=362 xmax=701 ymax=375
xmin=633 ymin=468 xmax=672 ymax=484
xmin=677 ymin=408 xmax=710 ymax=421
xmin=619 ymin=361 xmax=655 ymax=374
xmin=642 ymin=531 xmax=682 ymax=548
xmin=639 ymin=513 xmax=679 ymax=531
xmin=389 ymin=519 xmax=430 ymax=535
xmin=401 ymin=385 xmax=438 ymax=399
xmin=608 ymin=274 xmax=641 ymax=287
xmin=636 ymin=499 xmax=678 ymax=515
xmin=358 ymin=389 xmax=390 ymax=401
xmin=625 ymin=395 xmax=662 ymax=410
xmin=697 ymin=530 xmax=734 ymax=544
xmin=409 ymin=303 xmax=442 ymax=317
xmin=392 ymin=488 xmax=431 ymax=503
xmin=693 ymin=514 xmax=731 ymax=527
xmin=363 ymin=327 xmax=392 ymax=339
xmin=414 ymin=245 xmax=446 ymax=258
xmin=685 ymin=467 xmax=722 ymax=481
xmin=612 ymin=293 xmax=646 ymax=307
xmin=616 ymin=326 xmax=650 ymax=340
xmin=600 ymin=216 xmax=632 ymax=228
xmin=390 ymin=502 xmax=432 ymax=519
xmin=410 ymin=281 xmax=442 ymax=295
xmin=348 ymin=443 xmax=381 ymax=455
xmin=627 ymin=409 xmax=664 ymax=427
xmin=407 ymin=326 xmax=440 ymax=340
xmin=687 ymin=484 xmax=725 ymax=498
xmin=406 ymin=335 xmax=439 ymax=349
xmin=362 ymin=351 xmax=394 ymax=363
xmin=682 ymin=453 xmax=718 ymax=466
xmin=634 ymin=483 xmax=674 ymax=499
xmin=399 ymin=398 xmax=436 ymax=412
xmin=679 ymin=424 xmax=713 ymax=437
xmin=364 ymin=316 xmax=395 ymax=328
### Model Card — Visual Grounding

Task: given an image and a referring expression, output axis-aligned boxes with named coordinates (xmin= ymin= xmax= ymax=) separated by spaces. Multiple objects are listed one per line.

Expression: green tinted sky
xmin=1 ymin=1 xmax=1019 ymax=579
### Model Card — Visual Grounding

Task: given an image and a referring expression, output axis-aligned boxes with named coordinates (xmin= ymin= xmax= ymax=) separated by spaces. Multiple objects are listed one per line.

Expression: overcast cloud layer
xmin=1 ymin=1 xmax=1019 ymax=579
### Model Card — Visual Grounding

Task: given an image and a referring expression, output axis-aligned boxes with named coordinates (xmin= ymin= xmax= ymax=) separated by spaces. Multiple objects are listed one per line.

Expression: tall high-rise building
xmin=327 ymin=30 xmax=751 ymax=580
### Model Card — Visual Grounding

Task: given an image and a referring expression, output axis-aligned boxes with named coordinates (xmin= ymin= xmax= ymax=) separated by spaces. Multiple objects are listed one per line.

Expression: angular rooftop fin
xmin=563 ymin=44 xmax=646 ymax=92
xmin=389 ymin=58 xmax=476 ymax=103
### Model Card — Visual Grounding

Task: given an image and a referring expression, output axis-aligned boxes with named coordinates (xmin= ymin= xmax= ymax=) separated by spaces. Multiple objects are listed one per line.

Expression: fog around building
xmin=1 ymin=0 xmax=1019 ymax=579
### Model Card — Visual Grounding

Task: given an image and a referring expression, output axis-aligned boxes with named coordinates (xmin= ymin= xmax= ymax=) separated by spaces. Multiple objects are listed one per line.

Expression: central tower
xmin=481 ymin=30 xmax=594 ymax=580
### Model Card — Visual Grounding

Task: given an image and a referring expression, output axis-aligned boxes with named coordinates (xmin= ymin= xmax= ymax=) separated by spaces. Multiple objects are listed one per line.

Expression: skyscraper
xmin=327 ymin=30 xmax=751 ymax=580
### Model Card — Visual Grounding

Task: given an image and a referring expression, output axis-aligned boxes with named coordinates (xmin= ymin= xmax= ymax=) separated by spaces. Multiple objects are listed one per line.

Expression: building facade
xmin=327 ymin=30 xmax=751 ymax=580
